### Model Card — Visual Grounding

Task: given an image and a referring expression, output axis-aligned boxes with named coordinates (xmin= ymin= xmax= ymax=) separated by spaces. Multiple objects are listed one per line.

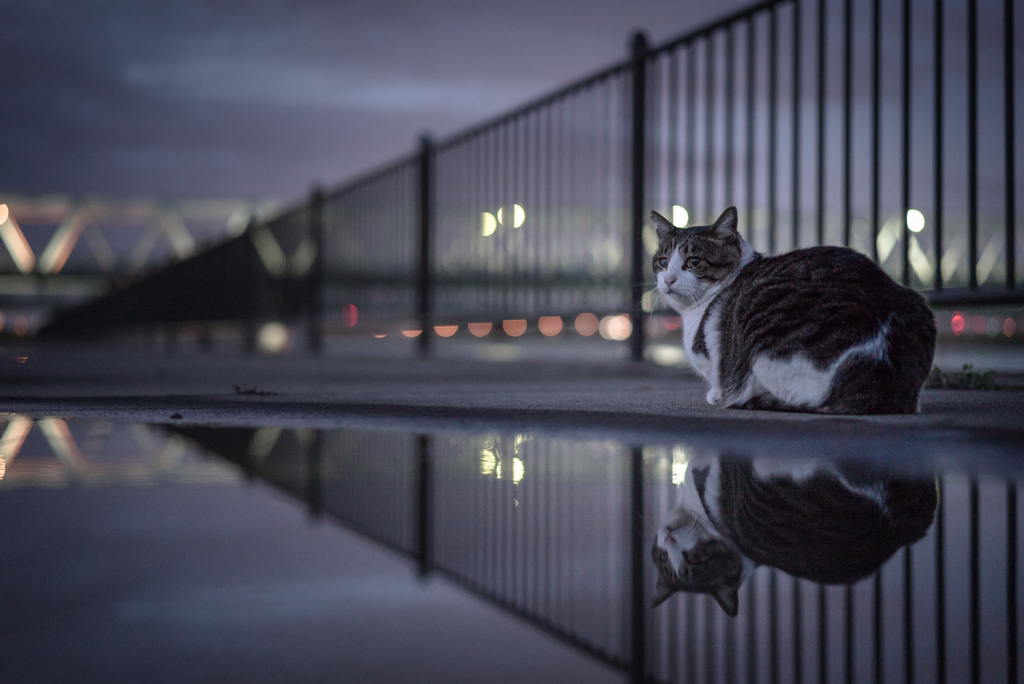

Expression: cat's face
xmin=651 ymin=507 xmax=744 ymax=616
xmin=651 ymin=206 xmax=743 ymax=311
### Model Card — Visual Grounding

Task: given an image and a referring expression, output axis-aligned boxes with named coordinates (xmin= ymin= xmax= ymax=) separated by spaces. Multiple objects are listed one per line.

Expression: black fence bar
xmin=417 ymin=137 xmax=433 ymax=355
xmin=792 ymin=1 xmax=801 ymax=252
xmin=629 ymin=446 xmax=645 ymax=684
xmin=1006 ymin=0 xmax=1017 ymax=291
xmin=1011 ymin=482 xmax=1019 ymax=684
xmin=936 ymin=477 xmax=946 ymax=684
xmin=307 ymin=187 xmax=324 ymax=352
xmin=904 ymin=546 xmax=914 ymax=684
xmin=768 ymin=5 xmax=778 ymax=255
xmin=843 ymin=0 xmax=853 ymax=249
xmin=416 ymin=435 xmax=433 ymax=575
xmin=901 ymin=0 xmax=911 ymax=286
xmin=874 ymin=569 xmax=883 ymax=683
xmin=934 ymin=0 xmax=944 ymax=291
xmin=870 ymin=0 xmax=881 ymax=264
xmin=630 ymin=33 xmax=648 ymax=364
xmin=967 ymin=0 xmax=978 ymax=291
xmin=817 ymin=0 xmax=826 ymax=248
xmin=971 ymin=479 xmax=980 ymax=684
xmin=746 ymin=14 xmax=757 ymax=241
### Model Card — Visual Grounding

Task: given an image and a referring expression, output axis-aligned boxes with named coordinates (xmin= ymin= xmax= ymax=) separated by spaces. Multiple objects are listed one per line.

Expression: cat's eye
xmin=686 ymin=257 xmax=702 ymax=269
xmin=657 ymin=258 xmax=669 ymax=268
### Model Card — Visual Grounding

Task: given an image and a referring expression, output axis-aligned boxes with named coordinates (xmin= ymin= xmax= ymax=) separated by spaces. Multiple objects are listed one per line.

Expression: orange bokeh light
xmin=401 ymin=330 xmax=422 ymax=337
xmin=574 ymin=313 xmax=599 ymax=336
xmin=13 ymin=316 xmax=28 ymax=337
xmin=434 ymin=325 xmax=458 ymax=337
xmin=502 ymin=319 xmax=527 ymax=337
xmin=467 ymin=322 xmax=493 ymax=337
xmin=537 ymin=316 xmax=563 ymax=336
xmin=1006 ymin=318 xmax=1018 ymax=338
xmin=661 ymin=317 xmax=681 ymax=331
xmin=373 ymin=334 xmax=386 ymax=338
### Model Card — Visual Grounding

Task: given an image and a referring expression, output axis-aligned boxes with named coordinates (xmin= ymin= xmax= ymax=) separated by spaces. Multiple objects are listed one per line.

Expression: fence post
xmin=416 ymin=435 xmax=433 ymax=576
xmin=307 ymin=187 xmax=324 ymax=354
xmin=630 ymin=446 xmax=646 ymax=683
xmin=629 ymin=32 xmax=649 ymax=364
xmin=418 ymin=136 xmax=434 ymax=357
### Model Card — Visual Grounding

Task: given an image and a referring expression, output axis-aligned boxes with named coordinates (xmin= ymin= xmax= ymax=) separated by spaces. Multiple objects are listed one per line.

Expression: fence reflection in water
xmin=172 ymin=424 xmax=1022 ymax=684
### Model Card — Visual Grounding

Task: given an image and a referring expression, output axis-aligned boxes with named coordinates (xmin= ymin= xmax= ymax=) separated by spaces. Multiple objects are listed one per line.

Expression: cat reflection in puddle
xmin=652 ymin=456 xmax=937 ymax=616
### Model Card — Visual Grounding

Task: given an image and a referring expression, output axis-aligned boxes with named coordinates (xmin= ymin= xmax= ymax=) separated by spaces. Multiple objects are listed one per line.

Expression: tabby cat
xmin=651 ymin=456 xmax=937 ymax=616
xmin=651 ymin=207 xmax=936 ymax=414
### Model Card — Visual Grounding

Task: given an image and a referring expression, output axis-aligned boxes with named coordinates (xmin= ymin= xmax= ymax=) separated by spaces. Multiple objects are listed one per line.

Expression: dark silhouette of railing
xmin=42 ymin=0 xmax=1021 ymax=350
xmin=266 ymin=0 xmax=1019 ymax=359
xmin=174 ymin=424 xmax=1022 ymax=684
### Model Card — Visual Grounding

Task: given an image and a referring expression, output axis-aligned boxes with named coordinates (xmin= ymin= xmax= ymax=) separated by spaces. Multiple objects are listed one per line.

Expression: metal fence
xmin=175 ymin=424 xmax=1023 ymax=684
xmin=246 ymin=0 xmax=1022 ymax=359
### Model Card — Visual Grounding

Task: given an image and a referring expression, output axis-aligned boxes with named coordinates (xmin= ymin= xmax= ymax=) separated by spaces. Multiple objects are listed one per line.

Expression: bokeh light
xmin=502 ymin=319 xmax=527 ymax=337
xmin=537 ymin=316 xmax=563 ymax=336
xmin=256 ymin=321 xmax=289 ymax=354
xmin=401 ymin=329 xmax=422 ymax=337
xmin=672 ymin=205 xmax=688 ymax=227
xmin=599 ymin=314 xmax=632 ymax=341
xmin=481 ymin=212 xmax=497 ymax=236
xmin=373 ymin=334 xmax=386 ymax=338
xmin=467 ymin=322 xmax=492 ymax=337
xmin=661 ymin=317 xmax=681 ymax=331
xmin=1005 ymin=318 xmax=1017 ymax=337
xmin=434 ymin=325 xmax=458 ymax=337
xmin=512 ymin=204 xmax=525 ymax=228
xmin=906 ymin=209 xmax=925 ymax=233
xmin=951 ymin=313 xmax=965 ymax=335
xmin=342 ymin=303 xmax=358 ymax=327
xmin=574 ymin=313 xmax=599 ymax=336
xmin=0 ymin=204 xmax=8 ymax=224
xmin=13 ymin=316 xmax=28 ymax=338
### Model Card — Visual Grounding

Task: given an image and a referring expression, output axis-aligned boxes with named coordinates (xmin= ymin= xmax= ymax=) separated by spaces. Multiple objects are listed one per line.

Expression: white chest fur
xmin=681 ymin=302 xmax=715 ymax=383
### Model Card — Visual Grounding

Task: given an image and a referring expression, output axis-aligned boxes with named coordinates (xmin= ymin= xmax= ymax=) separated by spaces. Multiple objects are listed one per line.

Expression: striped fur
xmin=651 ymin=456 xmax=937 ymax=614
xmin=651 ymin=207 xmax=936 ymax=414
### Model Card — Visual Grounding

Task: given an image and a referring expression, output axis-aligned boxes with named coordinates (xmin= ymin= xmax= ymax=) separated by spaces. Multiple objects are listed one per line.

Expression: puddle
xmin=1 ymin=417 xmax=1020 ymax=682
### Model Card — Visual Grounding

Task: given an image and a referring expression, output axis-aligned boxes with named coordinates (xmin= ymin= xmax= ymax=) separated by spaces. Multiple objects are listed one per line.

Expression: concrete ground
xmin=0 ymin=336 xmax=1021 ymax=471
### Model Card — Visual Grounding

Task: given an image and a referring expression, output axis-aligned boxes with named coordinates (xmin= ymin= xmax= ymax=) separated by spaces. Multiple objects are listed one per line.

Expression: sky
xmin=0 ymin=0 xmax=750 ymax=203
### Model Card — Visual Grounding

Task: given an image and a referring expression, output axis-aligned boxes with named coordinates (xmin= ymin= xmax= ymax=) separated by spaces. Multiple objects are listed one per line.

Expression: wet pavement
xmin=1 ymin=339 xmax=1022 ymax=682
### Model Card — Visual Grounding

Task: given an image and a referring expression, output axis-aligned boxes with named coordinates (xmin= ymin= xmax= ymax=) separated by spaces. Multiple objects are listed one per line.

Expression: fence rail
xmin=244 ymin=0 xmax=1021 ymax=359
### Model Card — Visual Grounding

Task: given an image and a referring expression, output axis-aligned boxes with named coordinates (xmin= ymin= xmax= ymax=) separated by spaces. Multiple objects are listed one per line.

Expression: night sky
xmin=0 ymin=0 xmax=748 ymax=203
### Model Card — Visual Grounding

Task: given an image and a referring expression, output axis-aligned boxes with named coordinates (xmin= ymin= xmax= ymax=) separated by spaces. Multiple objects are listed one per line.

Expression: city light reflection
xmin=574 ymin=313 xmax=598 ymax=336
xmin=672 ymin=205 xmax=689 ymax=227
xmin=481 ymin=212 xmax=497 ymax=236
xmin=599 ymin=314 xmax=631 ymax=341
xmin=907 ymin=209 xmax=925 ymax=233
xmin=502 ymin=319 xmax=527 ymax=337
xmin=537 ymin=316 xmax=562 ymax=336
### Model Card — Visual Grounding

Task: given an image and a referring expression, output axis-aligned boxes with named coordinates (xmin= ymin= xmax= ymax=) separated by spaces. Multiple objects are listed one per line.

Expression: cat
xmin=651 ymin=207 xmax=936 ymax=414
xmin=651 ymin=456 xmax=938 ymax=616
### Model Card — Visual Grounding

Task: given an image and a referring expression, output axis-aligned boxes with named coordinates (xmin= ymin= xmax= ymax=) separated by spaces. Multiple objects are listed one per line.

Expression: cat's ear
xmin=711 ymin=206 xmax=739 ymax=238
xmin=651 ymin=211 xmax=676 ymax=240
xmin=710 ymin=583 xmax=739 ymax=617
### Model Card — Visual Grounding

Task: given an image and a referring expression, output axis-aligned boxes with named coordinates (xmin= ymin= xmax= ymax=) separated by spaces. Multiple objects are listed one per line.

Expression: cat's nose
xmin=664 ymin=275 xmax=676 ymax=287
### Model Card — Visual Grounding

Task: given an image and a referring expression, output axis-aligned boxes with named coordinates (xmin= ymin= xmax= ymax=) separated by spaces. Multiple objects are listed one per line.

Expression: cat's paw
xmin=706 ymin=389 xmax=724 ymax=405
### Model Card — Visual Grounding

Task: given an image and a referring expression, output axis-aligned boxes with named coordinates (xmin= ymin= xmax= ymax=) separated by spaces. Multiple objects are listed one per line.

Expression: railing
xmin=175 ymin=423 xmax=1023 ymax=684
xmin=244 ymin=0 xmax=1021 ymax=360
